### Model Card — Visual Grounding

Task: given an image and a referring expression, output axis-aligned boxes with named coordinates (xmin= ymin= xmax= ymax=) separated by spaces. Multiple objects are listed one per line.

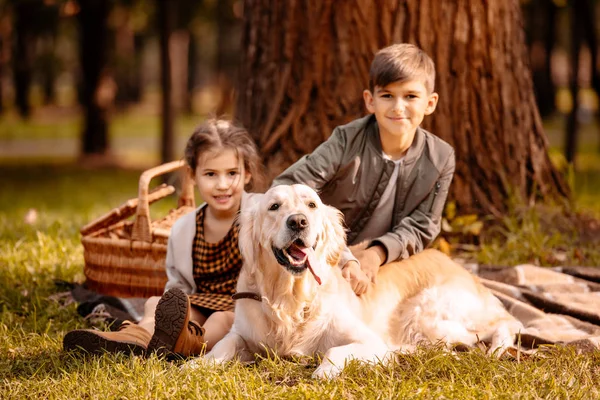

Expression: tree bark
xmin=236 ymin=0 xmax=570 ymax=217
xmin=524 ymin=0 xmax=557 ymax=118
xmin=185 ymin=31 xmax=197 ymax=114
xmin=113 ymin=4 xmax=137 ymax=107
xmin=158 ymin=0 xmax=176 ymax=163
xmin=565 ymin=1 xmax=583 ymax=165
xmin=78 ymin=0 xmax=111 ymax=156
xmin=13 ymin=2 xmax=36 ymax=118
xmin=577 ymin=0 xmax=600 ymax=154
xmin=215 ymin=0 xmax=241 ymax=116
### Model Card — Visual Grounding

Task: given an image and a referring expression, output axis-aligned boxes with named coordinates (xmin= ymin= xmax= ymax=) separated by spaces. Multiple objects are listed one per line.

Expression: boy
xmin=273 ymin=43 xmax=455 ymax=295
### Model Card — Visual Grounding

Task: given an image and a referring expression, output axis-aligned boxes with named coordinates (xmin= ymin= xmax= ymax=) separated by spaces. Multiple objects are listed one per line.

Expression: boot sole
xmin=63 ymin=330 xmax=146 ymax=356
xmin=147 ymin=288 xmax=189 ymax=359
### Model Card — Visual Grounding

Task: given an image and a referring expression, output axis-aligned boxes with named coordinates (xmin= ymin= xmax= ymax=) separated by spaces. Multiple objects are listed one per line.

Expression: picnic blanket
xmin=51 ymin=280 xmax=148 ymax=329
xmin=52 ymin=262 xmax=600 ymax=350
xmin=465 ymin=262 xmax=600 ymax=353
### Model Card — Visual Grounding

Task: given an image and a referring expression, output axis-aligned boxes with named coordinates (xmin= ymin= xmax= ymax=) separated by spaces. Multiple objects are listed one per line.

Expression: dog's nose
xmin=287 ymin=214 xmax=308 ymax=231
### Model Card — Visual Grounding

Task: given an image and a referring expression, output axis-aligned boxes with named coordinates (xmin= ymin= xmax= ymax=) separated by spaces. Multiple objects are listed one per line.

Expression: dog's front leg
xmin=313 ymin=341 xmax=391 ymax=379
xmin=204 ymin=331 xmax=252 ymax=364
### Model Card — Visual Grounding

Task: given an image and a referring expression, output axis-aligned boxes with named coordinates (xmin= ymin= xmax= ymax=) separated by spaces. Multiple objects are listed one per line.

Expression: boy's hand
xmin=354 ymin=246 xmax=386 ymax=284
xmin=341 ymin=260 xmax=370 ymax=296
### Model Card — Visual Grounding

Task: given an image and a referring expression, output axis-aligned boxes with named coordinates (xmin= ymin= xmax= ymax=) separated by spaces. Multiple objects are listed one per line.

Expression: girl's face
xmin=194 ymin=147 xmax=251 ymax=216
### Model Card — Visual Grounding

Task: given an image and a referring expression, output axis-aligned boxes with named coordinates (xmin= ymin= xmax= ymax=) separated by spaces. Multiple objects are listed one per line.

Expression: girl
xmin=63 ymin=119 xmax=264 ymax=357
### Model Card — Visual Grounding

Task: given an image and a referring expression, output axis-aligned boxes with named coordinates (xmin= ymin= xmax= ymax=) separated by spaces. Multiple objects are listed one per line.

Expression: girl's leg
xmin=189 ymin=307 xmax=208 ymax=326
xmin=137 ymin=296 xmax=161 ymax=334
xmin=199 ymin=311 xmax=235 ymax=351
xmin=63 ymin=296 xmax=160 ymax=354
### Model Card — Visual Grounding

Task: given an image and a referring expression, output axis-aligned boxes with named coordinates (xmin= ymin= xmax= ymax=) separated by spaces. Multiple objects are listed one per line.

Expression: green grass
xmin=0 ymin=109 xmax=203 ymax=141
xmin=1 ymin=108 xmax=600 ymax=398
xmin=0 ymin=109 xmax=204 ymax=166
xmin=1 ymin=165 xmax=600 ymax=399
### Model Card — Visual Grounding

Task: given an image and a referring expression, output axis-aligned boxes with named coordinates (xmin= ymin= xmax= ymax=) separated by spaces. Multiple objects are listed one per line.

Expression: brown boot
xmin=147 ymin=288 xmax=206 ymax=358
xmin=63 ymin=321 xmax=151 ymax=356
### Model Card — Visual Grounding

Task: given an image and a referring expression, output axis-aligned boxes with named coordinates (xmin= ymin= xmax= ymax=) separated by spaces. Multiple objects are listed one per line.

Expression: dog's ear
xmin=241 ymin=191 xmax=261 ymax=212
xmin=320 ymin=204 xmax=347 ymax=267
xmin=238 ymin=193 xmax=263 ymax=274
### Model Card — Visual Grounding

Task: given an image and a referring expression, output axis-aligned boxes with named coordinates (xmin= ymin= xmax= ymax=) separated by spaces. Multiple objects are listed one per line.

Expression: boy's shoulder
xmin=329 ymin=115 xmax=377 ymax=147
xmin=418 ymin=127 xmax=455 ymax=166
xmin=334 ymin=115 xmax=374 ymax=137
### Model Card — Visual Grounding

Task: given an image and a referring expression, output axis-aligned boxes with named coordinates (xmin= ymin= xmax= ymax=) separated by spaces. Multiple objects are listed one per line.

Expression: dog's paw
xmin=181 ymin=357 xmax=206 ymax=371
xmin=312 ymin=361 xmax=343 ymax=379
xmin=203 ymin=351 xmax=228 ymax=365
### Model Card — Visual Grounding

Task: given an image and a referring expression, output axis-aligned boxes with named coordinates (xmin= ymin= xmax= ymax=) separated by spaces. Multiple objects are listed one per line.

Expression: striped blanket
xmin=463 ymin=261 xmax=600 ymax=353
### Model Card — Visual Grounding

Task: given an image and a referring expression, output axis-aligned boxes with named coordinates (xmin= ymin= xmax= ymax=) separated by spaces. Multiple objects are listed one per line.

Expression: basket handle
xmin=131 ymin=160 xmax=195 ymax=242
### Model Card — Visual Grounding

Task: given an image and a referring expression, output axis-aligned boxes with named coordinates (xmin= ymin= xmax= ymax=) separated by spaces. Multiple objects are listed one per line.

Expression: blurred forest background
xmin=0 ymin=0 xmax=598 ymax=219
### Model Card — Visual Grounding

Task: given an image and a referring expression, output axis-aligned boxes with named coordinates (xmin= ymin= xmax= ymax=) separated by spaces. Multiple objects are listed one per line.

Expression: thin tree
xmin=78 ymin=0 xmax=111 ymax=157
xmin=157 ymin=0 xmax=175 ymax=163
xmin=12 ymin=0 xmax=37 ymax=118
xmin=215 ymin=0 xmax=241 ymax=116
xmin=565 ymin=0 xmax=600 ymax=164
xmin=236 ymin=0 xmax=570 ymax=217
xmin=523 ymin=0 xmax=557 ymax=118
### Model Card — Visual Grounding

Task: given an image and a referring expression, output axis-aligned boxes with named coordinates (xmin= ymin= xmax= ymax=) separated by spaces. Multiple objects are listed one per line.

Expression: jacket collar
xmin=367 ymin=114 xmax=426 ymax=165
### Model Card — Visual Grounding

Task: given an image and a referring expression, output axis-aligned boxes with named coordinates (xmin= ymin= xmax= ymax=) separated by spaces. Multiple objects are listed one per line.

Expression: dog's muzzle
xmin=272 ymin=214 xmax=313 ymax=274
xmin=272 ymin=238 xmax=310 ymax=275
xmin=271 ymin=213 xmax=322 ymax=285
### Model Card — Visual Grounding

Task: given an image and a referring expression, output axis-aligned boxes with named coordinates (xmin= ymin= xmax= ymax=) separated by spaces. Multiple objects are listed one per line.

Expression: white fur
xmin=203 ymin=184 xmax=523 ymax=378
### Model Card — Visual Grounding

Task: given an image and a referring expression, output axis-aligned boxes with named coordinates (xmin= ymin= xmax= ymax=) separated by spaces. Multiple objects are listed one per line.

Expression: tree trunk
xmin=78 ymin=0 xmax=111 ymax=156
xmin=113 ymin=4 xmax=136 ymax=107
xmin=158 ymin=0 xmax=176 ymax=164
xmin=524 ymin=0 xmax=557 ymax=118
xmin=0 ymin=20 xmax=6 ymax=115
xmin=236 ymin=0 xmax=570 ymax=217
xmin=40 ymin=33 xmax=58 ymax=105
xmin=578 ymin=0 xmax=600 ymax=154
xmin=13 ymin=2 xmax=36 ymax=118
xmin=565 ymin=2 xmax=583 ymax=165
xmin=185 ymin=31 xmax=197 ymax=114
xmin=37 ymin=3 xmax=60 ymax=105
xmin=215 ymin=0 xmax=241 ymax=116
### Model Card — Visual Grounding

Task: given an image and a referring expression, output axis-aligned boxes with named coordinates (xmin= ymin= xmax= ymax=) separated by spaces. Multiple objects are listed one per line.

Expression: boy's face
xmin=363 ymin=79 xmax=438 ymax=145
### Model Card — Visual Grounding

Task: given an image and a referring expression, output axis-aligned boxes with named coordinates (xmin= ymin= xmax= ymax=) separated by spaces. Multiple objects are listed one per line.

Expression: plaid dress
xmin=188 ymin=207 xmax=242 ymax=312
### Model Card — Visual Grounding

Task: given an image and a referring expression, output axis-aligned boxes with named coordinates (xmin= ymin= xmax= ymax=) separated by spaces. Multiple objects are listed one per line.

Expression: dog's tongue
xmin=288 ymin=245 xmax=321 ymax=285
xmin=289 ymin=245 xmax=322 ymax=285
xmin=304 ymin=247 xmax=322 ymax=285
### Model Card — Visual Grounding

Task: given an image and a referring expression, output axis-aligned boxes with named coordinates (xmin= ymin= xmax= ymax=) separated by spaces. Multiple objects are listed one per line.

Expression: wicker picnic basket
xmin=81 ymin=160 xmax=195 ymax=298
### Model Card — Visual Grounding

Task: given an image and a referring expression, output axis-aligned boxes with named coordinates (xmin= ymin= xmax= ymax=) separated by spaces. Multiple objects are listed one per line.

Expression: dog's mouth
xmin=272 ymin=239 xmax=322 ymax=285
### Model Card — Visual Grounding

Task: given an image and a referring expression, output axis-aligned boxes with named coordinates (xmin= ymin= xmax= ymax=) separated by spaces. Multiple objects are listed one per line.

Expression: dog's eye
xmin=307 ymin=202 xmax=317 ymax=209
xmin=269 ymin=203 xmax=280 ymax=211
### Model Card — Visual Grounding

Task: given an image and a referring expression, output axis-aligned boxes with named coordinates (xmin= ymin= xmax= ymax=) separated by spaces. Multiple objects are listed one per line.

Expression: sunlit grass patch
xmin=1 ymin=164 xmax=599 ymax=399
xmin=0 ymin=110 xmax=203 ymax=141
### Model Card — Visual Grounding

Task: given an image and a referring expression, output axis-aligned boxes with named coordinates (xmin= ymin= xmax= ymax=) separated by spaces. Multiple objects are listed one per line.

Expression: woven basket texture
xmin=81 ymin=161 xmax=195 ymax=297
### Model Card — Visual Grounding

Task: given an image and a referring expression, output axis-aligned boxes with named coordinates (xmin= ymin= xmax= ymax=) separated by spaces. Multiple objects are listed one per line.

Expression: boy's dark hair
xmin=184 ymin=119 xmax=265 ymax=191
xmin=369 ymin=43 xmax=436 ymax=93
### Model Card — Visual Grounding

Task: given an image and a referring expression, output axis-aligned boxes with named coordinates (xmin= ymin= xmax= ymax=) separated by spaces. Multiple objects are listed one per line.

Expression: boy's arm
xmin=370 ymin=150 xmax=456 ymax=263
xmin=271 ymin=127 xmax=345 ymax=190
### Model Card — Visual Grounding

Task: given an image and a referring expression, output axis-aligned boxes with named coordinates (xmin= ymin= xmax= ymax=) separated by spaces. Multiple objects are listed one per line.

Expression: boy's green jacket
xmin=273 ymin=114 xmax=455 ymax=263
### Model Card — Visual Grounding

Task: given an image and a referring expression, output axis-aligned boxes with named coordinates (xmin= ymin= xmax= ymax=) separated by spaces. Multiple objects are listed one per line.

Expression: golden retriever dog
xmin=202 ymin=184 xmax=522 ymax=378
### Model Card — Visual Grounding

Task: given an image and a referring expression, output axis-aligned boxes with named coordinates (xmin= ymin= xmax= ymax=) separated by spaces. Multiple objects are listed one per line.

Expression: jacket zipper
xmin=348 ymin=163 xmax=387 ymax=239
xmin=429 ymin=181 xmax=441 ymax=213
